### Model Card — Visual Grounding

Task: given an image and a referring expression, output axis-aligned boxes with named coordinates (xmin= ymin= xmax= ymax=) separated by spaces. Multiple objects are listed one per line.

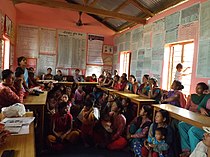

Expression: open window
xmin=119 ymin=51 xmax=131 ymax=76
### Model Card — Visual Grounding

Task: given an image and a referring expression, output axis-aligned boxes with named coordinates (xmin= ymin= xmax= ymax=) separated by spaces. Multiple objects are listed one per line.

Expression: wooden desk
xmin=114 ymin=91 xmax=140 ymax=99
xmin=152 ymin=104 xmax=210 ymax=129
xmin=77 ymin=82 xmax=98 ymax=85
xmin=23 ymin=91 xmax=47 ymax=150
xmin=131 ymin=97 xmax=155 ymax=116
xmin=99 ymin=87 xmax=117 ymax=94
xmin=0 ymin=112 xmax=35 ymax=157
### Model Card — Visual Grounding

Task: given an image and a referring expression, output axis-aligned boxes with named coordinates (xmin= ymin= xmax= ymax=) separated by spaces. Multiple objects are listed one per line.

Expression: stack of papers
xmin=1 ymin=117 xmax=35 ymax=135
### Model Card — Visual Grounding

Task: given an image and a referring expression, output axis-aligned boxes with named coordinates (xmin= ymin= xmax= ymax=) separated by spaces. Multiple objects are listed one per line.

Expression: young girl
xmin=107 ymin=99 xmax=127 ymax=150
xmin=47 ymin=102 xmax=80 ymax=150
xmin=127 ymin=105 xmax=152 ymax=157
xmin=111 ymin=75 xmax=121 ymax=90
xmin=121 ymin=98 xmax=135 ymax=125
xmin=143 ymin=127 xmax=169 ymax=157
xmin=161 ymin=80 xmax=186 ymax=108
xmin=74 ymin=85 xmax=86 ymax=106
xmin=174 ymin=63 xmax=190 ymax=82
xmin=124 ymin=75 xmax=138 ymax=94
xmin=141 ymin=109 xmax=174 ymax=157
xmin=80 ymin=95 xmax=96 ymax=147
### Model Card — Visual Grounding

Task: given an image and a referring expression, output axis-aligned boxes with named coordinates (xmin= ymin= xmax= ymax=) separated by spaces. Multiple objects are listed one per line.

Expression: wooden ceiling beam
xmin=89 ymin=0 xmax=99 ymax=7
xmin=102 ymin=0 xmax=129 ymax=22
xmin=83 ymin=0 xmax=89 ymax=6
xmin=13 ymin=0 xmax=146 ymax=24
xmin=129 ymin=0 xmax=154 ymax=17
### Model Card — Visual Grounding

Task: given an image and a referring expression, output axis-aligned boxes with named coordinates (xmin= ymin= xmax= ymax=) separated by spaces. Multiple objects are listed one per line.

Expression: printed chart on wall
xmin=16 ymin=25 xmax=39 ymax=58
xmin=57 ymin=30 xmax=86 ymax=69
xmin=39 ymin=28 xmax=56 ymax=55
xmin=0 ymin=11 xmax=3 ymax=37
xmin=87 ymin=34 xmax=104 ymax=65
xmin=38 ymin=54 xmax=56 ymax=75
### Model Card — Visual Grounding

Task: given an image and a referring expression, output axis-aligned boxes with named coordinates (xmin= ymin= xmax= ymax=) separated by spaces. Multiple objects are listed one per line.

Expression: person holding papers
xmin=0 ymin=69 xmax=23 ymax=110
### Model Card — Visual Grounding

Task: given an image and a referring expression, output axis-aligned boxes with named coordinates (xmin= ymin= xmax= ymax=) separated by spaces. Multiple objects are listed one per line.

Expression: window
xmin=119 ymin=51 xmax=131 ymax=76
xmin=163 ymin=41 xmax=194 ymax=95
xmin=2 ymin=36 xmax=10 ymax=70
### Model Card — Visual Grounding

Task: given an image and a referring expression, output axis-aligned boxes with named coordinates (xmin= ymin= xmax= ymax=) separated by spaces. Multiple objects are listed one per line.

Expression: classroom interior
xmin=1 ymin=0 xmax=210 ymax=157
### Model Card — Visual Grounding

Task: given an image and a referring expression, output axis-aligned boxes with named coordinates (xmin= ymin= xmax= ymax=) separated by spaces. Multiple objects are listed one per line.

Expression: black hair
xmin=197 ymin=82 xmax=209 ymax=91
xmin=149 ymin=77 xmax=158 ymax=86
xmin=57 ymin=70 xmax=62 ymax=73
xmin=115 ymin=98 xmax=123 ymax=113
xmin=92 ymin=73 xmax=96 ymax=77
xmin=123 ymin=97 xmax=131 ymax=104
xmin=143 ymin=74 xmax=150 ymax=80
xmin=176 ymin=63 xmax=183 ymax=69
xmin=173 ymin=80 xmax=184 ymax=90
xmin=28 ymin=67 xmax=34 ymax=71
xmin=47 ymin=67 xmax=52 ymax=71
xmin=2 ymin=69 xmax=13 ymax=80
xmin=130 ymin=75 xmax=136 ymax=82
xmin=75 ymin=69 xmax=80 ymax=72
xmin=58 ymin=102 xmax=68 ymax=112
xmin=114 ymin=75 xmax=120 ymax=81
xmin=155 ymin=127 xmax=167 ymax=137
xmin=84 ymin=94 xmax=95 ymax=108
xmin=142 ymin=105 xmax=152 ymax=117
xmin=157 ymin=109 xmax=170 ymax=124
xmin=15 ymin=67 xmax=24 ymax=77
xmin=17 ymin=56 xmax=26 ymax=66
xmin=122 ymin=73 xmax=127 ymax=78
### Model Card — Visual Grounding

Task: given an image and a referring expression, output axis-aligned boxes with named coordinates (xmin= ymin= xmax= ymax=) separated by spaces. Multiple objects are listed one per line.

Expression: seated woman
xmin=161 ymin=80 xmax=186 ymax=108
xmin=14 ymin=67 xmax=25 ymax=102
xmin=124 ymin=75 xmax=138 ymax=94
xmin=141 ymin=110 xmax=174 ymax=157
xmin=185 ymin=82 xmax=209 ymax=112
xmin=178 ymin=82 xmax=209 ymax=156
xmin=101 ymin=72 xmax=113 ymax=88
xmin=0 ymin=69 xmax=23 ymax=110
xmin=119 ymin=76 xmax=128 ymax=91
xmin=127 ymin=105 xmax=152 ymax=157
xmin=48 ymin=102 xmax=80 ymax=150
xmin=138 ymin=74 xmax=150 ymax=96
xmin=140 ymin=77 xmax=161 ymax=103
xmin=54 ymin=70 xmax=63 ymax=81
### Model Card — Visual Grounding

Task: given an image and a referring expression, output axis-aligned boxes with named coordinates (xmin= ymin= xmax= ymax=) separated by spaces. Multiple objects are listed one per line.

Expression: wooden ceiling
xmin=13 ymin=0 xmax=187 ymax=32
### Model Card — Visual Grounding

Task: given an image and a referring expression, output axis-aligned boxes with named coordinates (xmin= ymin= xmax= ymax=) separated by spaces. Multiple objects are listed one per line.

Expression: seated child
xmin=48 ymin=102 xmax=80 ymax=150
xmin=143 ymin=127 xmax=169 ymax=157
xmin=190 ymin=126 xmax=210 ymax=157
xmin=74 ymin=85 xmax=86 ymax=106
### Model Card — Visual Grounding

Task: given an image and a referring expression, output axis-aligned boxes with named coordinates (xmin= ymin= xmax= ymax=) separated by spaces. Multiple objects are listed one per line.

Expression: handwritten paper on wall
xmin=200 ymin=0 xmax=210 ymax=40
xmin=178 ymin=22 xmax=198 ymax=41
xmin=86 ymin=65 xmax=102 ymax=77
xmin=38 ymin=54 xmax=56 ymax=75
xmin=165 ymin=28 xmax=178 ymax=44
xmin=57 ymin=30 xmax=86 ymax=69
xmin=196 ymin=40 xmax=210 ymax=78
xmin=39 ymin=28 xmax=56 ymax=55
xmin=165 ymin=12 xmax=180 ymax=30
xmin=181 ymin=4 xmax=199 ymax=25
xmin=87 ymin=35 xmax=104 ymax=65
xmin=16 ymin=25 xmax=39 ymax=58
xmin=0 ymin=11 xmax=3 ymax=37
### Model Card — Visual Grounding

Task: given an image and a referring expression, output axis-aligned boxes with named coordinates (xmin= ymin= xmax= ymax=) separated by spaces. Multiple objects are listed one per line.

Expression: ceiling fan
xmin=76 ymin=11 xmax=90 ymax=26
